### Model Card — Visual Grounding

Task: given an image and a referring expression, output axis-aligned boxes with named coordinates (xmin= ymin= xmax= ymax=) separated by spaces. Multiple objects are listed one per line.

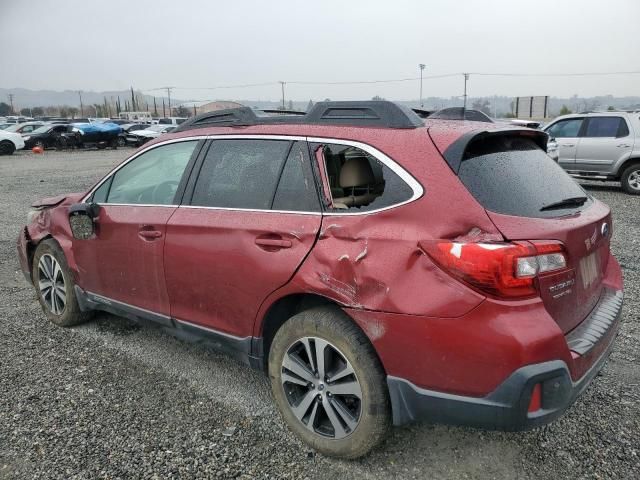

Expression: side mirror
xmin=69 ymin=203 xmax=100 ymax=240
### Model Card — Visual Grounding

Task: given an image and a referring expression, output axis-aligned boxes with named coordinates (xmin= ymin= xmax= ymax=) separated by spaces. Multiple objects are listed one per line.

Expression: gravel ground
xmin=0 ymin=149 xmax=638 ymax=479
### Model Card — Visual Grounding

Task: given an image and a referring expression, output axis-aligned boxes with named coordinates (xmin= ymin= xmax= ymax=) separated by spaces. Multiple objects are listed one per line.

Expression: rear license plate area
xmin=579 ymin=251 xmax=600 ymax=289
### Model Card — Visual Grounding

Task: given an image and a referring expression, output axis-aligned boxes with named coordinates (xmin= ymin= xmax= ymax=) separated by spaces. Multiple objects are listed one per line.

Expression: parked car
xmin=3 ymin=121 xmax=46 ymax=135
xmin=0 ymin=123 xmax=13 ymax=130
xmin=117 ymin=123 xmax=149 ymax=146
xmin=428 ymin=107 xmax=494 ymax=122
xmin=22 ymin=124 xmax=71 ymax=150
xmin=17 ymin=101 xmax=624 ymax=459
xmin=543 ymin=112 xmax=640 ymax=194
xmin=59 ymin=122 xmax=122 ymax=150
xmin=0 ymin=129 xmax=25 ymax=154
xmin=125 ymin=124 xmax=176 ymax=147
xmin=157 ymin=117 xmax=187 ymax=125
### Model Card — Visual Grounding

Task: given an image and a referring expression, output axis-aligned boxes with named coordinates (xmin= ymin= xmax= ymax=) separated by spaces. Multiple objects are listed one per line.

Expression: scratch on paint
xmin=355 ymin=239 xmax=368 ymax=263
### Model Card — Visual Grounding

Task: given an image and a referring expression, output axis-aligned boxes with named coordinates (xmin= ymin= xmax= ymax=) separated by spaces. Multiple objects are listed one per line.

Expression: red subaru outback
xmin=17 ymin=102 xmax=624 ymax=458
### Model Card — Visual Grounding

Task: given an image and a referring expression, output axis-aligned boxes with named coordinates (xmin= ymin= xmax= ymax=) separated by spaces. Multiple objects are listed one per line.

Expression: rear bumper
xmin=387 ymin=288 xmax=623 ymax=429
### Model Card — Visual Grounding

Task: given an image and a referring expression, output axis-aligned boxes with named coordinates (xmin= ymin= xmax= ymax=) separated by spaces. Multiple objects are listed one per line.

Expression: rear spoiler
xmin=439 ymin=128 xmax=549 ymax=174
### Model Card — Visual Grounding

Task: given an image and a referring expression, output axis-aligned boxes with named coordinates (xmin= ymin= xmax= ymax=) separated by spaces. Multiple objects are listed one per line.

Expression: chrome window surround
xmin=82 ymin=134 xmax=425 ymax=216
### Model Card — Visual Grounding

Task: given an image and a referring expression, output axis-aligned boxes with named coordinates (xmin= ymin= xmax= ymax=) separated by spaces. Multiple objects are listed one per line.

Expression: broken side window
xmin=310 ymin=142 xmax=413 ymax=212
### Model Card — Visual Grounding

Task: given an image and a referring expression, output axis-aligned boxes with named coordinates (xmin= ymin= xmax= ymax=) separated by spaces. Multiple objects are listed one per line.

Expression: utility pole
xmin=164 ymin=87 xmax=174 ymax=116
xmin=279 ymin=81 xmax=286 ymax=110
xmin=7 ymin=93 xmax=15 ymax=114
xmin=419 ymin=64 xmax=426 ymax=107
xmin=78 ymin=91 xmax=84 ymax=116
xmin=462 ymin=73 xmax=469 ymax=111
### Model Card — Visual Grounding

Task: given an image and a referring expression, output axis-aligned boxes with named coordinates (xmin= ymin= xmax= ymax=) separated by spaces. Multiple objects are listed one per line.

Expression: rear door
xmin=164 ymin=138 xmax=322 ymax=337
xmin=574 ymin=116 xmax=633 ymax=173
xmin=456 ymin=135 xmax=611 ymax=333
xmin=544 ymin=117 xmax=584 ymax=169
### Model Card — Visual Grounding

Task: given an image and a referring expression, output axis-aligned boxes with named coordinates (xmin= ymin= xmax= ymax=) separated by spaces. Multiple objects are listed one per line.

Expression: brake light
xmin=420 ymin=240 xmax=567 ymax=299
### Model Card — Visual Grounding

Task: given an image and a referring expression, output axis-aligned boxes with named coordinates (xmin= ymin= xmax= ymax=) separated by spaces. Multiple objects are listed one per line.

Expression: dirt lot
xmin=0 ymin=149 xmax=638 ymax=479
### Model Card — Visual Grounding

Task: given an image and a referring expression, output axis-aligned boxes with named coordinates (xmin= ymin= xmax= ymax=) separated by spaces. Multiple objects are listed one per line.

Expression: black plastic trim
xmin=173 ymin=101 xmax=423 ymax=132
xmin=74 ymin=286 xmax=263 ymax=368
xmin=388 ymin=296 xmax=621 ymax=429
xmin=566 ymin=289 xmax=623 ymax=355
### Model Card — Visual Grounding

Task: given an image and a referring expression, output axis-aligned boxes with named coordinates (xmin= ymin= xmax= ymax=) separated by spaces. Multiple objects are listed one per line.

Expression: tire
xmin=620 ymin=163 xmax=640 ymax=195
xmin=32 ymin=239 xmax=92 ymax=327
xmin=0 ymin=140 xmax=15 ymax=155
xmin=34 ymin=140 xmax=45 ymax=150
xmin=117 ymin=136 xmax=125 ymax=147
xmin=268 ymin=306 xmax=390 ymax=459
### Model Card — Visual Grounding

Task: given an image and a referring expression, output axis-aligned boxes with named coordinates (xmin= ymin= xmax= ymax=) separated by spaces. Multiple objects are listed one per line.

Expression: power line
xmin=138 ymin=70 xmax=640 ymax=93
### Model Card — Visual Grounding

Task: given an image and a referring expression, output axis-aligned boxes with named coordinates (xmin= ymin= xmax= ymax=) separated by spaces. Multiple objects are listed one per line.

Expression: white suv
xmin=543 ymin=112 xmax=640 ymax=194
xmin=0 ymin=129 xmax=25 ymax=155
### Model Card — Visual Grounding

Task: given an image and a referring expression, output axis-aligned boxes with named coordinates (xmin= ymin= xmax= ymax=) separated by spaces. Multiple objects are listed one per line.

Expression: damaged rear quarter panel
xmin=284 ymin=129 xmax=503 ymax=318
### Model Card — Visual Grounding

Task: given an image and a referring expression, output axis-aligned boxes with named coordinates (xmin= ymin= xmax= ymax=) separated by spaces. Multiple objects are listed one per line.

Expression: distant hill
xmin=1 ymin=88 xmax=639 ymax=118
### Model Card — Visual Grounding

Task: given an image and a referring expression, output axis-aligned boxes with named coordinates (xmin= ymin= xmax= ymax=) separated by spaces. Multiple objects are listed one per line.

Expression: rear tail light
xmin=419 ymin=240 xmax=567 ymax=299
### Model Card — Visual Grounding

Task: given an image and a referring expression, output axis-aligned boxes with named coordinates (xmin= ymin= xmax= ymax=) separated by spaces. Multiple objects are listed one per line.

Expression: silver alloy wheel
xmin=628 ymin=169 xmax=640 ymax=191
xmin=281 ymin=336 xmax=362 ymax=439
xmin=38 ymin=254 xmax=66 ymax=315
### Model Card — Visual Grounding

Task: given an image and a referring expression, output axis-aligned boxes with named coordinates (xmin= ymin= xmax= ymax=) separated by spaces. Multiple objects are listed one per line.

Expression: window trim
xmin=83 ymin=134 xmax=424 ymax=216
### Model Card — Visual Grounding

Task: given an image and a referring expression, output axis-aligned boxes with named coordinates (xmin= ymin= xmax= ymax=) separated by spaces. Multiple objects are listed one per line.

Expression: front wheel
xmin=268 ymin=306 xmax=390 ymax=459
xmin=621 ymin=163 xmax=640 ymax=195
xmin=32 ymin=239 xmax=92 ymax=327
xmin=0 ymin=140 xmax=15 ymax=155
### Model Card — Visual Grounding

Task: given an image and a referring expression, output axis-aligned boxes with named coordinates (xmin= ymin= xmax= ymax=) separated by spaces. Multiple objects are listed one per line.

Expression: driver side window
xmin=100 ymin=140 xmax=197 ymax=205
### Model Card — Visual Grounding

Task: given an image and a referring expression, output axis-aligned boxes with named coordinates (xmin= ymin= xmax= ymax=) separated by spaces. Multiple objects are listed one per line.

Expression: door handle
xmin=255 ymin=237 xmax=292 ymax=249
xmin=560 ymin=143 xmax=575 ymax=147
xmin=138 ymin=230 xmax=162 ymax=240
xmin=617 ymin=144 xmax=631 ymax=148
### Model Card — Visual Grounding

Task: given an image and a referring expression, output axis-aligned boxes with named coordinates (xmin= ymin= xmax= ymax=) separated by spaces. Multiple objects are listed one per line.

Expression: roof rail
xmin=173 ymin=101 xmax=424 ymax=132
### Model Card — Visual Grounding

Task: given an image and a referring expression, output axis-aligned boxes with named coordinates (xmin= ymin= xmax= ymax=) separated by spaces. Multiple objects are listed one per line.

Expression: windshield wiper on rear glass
xmin=539 ymin=196 xmax=588 ymax=212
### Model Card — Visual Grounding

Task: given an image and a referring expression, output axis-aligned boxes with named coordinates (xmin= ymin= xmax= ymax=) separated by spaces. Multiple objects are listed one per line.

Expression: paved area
xmin=0 ymin=149 xmax=638 ymax=479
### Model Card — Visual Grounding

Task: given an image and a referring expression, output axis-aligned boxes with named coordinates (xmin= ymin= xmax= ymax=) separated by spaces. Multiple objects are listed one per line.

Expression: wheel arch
xmin=614 ymin=156 xmax=640 ymax=179
xmin=256 ymin=292 xmax=387 ymax=375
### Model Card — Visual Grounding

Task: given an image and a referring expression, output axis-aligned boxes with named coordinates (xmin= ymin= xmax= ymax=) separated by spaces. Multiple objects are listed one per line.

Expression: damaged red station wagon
xmin=17 ymin=101 xmax=624 ymax=458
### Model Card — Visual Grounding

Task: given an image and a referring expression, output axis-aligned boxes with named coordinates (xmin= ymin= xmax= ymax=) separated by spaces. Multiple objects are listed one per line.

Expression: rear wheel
xmin=117 ymin=136 xmax=125 ymax=147
xmin=0 ymin=140 xmax=15 ymax=155
xmin=621 ymin=163 xmax=640 ymax=195
xmin=268 ymin=306 xmax=390 ymax=459
xmin=32 ymin=240 xmax=92 ymax=327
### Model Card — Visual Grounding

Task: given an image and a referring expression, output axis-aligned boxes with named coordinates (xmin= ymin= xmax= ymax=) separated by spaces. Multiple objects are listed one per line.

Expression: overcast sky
xmin=2 ymin=0 xmax=639 ymax=101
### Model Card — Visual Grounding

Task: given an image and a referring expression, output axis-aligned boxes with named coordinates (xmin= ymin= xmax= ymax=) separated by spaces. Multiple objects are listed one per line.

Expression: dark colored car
xmin=17 ymin=101 xmax=624 ymax=459
xmin=117 ymin=123 xmax=149 ymax=146
xmin=23 ymin=124 xmax=72 ymax=149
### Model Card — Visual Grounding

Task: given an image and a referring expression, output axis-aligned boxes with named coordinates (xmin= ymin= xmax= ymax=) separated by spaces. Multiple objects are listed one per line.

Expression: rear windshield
xmin=458 ymin=136 xmax=590 ymax=218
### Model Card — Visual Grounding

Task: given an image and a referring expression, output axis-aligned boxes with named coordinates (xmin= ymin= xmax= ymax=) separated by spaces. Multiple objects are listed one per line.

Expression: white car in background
xmin=0 ymin=129 xmax=25 ymax=155
xmin=125 ymin=124 xmax=176 ymax=147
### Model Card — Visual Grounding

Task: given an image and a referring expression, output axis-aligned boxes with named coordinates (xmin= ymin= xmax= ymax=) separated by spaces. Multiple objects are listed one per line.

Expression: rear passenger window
xmin=312 ymin=143 xmax=414 ymax=212
xmin=272 ymin=142 xmax=320 ymax=212
xmin=584 ymin=117 xmax=628 ymax=138
xmin=191 ymin=139 xmax=291 ymax=209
